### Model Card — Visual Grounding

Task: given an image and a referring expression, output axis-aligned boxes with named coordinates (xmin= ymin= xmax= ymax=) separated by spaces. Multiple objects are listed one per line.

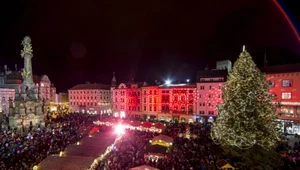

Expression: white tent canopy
xmin=130 ymin=165 xmax=159 ymax=170
xmin=152 ymin=135 xmax=173 ymax=144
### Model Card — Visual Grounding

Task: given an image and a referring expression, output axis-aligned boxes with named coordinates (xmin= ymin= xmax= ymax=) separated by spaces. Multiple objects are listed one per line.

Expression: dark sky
xmin=0 ymin=0 xmax=299 ymax=92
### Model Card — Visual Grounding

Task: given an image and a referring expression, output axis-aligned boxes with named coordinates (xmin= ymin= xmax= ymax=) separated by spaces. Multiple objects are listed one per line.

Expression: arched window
xmin=181 ymin=105 xmax=185 ymax=112
xmin=162 ymin=105 xmax=166 ymax=111
xmin=188 ymin=105 xmax=193 ymax=114
xmin=174 ymin=105 xmax=178 ymax=111
xmin=188 ymin=94 xmax=193 ymax=103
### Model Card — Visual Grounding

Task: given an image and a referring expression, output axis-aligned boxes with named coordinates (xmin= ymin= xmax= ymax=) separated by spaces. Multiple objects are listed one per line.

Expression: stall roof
xmin=152 ymin=135 xmax=174 ymax=143
xmin=146 ymin=145 xmax=167 ymax=155
xmin=216 ymin=159 xmax=235 ymax=169
xmin=130 ymin=165 xmax=159 ymax=170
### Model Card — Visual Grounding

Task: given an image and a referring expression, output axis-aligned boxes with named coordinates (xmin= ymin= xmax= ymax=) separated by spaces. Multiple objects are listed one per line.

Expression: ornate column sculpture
xmin=21 ymin=36 xmax=35 ymax=90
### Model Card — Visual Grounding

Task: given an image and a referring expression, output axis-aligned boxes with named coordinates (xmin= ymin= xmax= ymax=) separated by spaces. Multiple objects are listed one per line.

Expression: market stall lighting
xmin=114 ymin=124 xmax=125 ymax=135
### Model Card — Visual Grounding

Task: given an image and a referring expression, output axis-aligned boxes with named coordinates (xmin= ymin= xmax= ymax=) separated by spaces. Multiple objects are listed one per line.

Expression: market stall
xmin=130 ymin=165 xmax=159 ymax=170
xmin=94 ymin=120 xmax=166 ymax=133
xmin=150 ymin=135 xmax=173 ymax=147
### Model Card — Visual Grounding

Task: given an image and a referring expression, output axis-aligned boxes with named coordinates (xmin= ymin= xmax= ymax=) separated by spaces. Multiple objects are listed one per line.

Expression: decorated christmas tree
xmin=211 ymin=46 xmax=283 ymax=169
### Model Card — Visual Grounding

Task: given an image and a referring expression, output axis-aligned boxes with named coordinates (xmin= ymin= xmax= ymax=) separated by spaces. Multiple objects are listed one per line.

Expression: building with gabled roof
xmin=0 ymin=66 xmax=56 ymax=102
xmin=68 ymin=83 xmax=111 ymax=114
xmin=69 ymin=83 xmax=110 ymax=90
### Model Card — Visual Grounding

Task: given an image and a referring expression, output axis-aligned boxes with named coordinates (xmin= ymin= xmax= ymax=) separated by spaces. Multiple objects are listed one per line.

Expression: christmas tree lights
xmin=211 ymin=47 xmax=282 ymax=150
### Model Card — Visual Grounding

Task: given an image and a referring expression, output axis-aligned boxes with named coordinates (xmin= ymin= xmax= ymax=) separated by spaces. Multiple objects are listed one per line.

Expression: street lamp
xmin=165 ymin=80 xmax=171 ymax=85
xmin=186 ymin=79 xmax=190 ymax=83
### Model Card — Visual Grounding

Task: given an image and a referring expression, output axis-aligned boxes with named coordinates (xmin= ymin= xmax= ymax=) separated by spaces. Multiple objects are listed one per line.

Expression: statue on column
xmin=21 ymin=36 xmax=35 ymax=90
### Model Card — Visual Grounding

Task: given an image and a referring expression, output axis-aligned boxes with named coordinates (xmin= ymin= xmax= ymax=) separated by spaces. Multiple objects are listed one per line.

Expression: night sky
xmin=0 ymin=0 xmax=299 ymax=92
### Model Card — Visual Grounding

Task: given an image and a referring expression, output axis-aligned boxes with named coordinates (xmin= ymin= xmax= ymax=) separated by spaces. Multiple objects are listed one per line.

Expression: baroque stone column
xmin=21 ymin=36 xmax=35 ymax=90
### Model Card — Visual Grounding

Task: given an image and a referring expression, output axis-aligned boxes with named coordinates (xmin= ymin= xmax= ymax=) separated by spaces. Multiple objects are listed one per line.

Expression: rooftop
xmin=158 ymin=83 xmax=196 ymax=88
xmin=69 ymin=84 xmax=110 ymax=90
xmin=197 ymin=69 xmax=228 ymax=78
xmin=260 ymin=63 xmax=300 ymax=74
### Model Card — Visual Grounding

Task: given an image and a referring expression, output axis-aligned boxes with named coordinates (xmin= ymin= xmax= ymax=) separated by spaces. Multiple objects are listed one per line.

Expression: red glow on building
xmin=112 ymin=83 xmax=196 ymax=122
xmin=265 ymin=72 xmax=300 ymax=119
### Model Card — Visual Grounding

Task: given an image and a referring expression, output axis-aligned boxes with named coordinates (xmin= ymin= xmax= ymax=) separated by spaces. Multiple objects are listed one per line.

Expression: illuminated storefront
xmin=280 ymin=106 xmax=294 ymax=117
xmin=277 ymin=119 xmax=300 ymax=134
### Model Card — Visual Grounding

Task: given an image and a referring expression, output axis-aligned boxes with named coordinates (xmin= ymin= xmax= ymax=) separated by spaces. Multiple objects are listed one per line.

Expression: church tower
xmin=111 ymin=72 xmax=117 ymax=88
xmin=110 ymin=72 xmax=117 ymax=112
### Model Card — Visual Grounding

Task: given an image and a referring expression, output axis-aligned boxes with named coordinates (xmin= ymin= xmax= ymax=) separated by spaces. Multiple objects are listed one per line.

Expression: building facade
xmin=0 ymin=66 xmax=56 ymax=101
xmin=38 ymin=75 xmax=52 ymax=100
xmin=261 ymin=64 xmax=300 ymax=134
xmin=0 ymin=88 xmax=15 ymax=115
xmin=68 ymin=84 xmax=111 ymax=114
xmin=50 ymin=92 xmax=69 ymax=112
xmin=157 ymin=84 xmax=197 ymax=122
xmin=196 ymin=70 xmax=228 ymax=123
xmin=111 ymin=81 xmax=197 ymax=123
xmin=112 ymin=82 xmax=143 ymax=118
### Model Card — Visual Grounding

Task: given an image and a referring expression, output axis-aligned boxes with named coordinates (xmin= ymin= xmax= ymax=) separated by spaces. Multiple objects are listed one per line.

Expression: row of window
xmin=145 ymin=96 xmax=194 ymax=103
xmin=278 ymin=106 xmax=300 ymax=117
xmin=269 ymin=80 xmax=292 ymax=87
xmin=143 ymin=90 xmax=158 ymax=95
xmin=199 ymin=78 xmax=224 ymax=82
xmin=199 ymin=85 xmax=222 ymax=90
xmin=145 ymin=105 xmax=193 ymax=112
xmin=115 ymin=98 xmax=141 ymax=103
xmin=199 ymin=103 xmax=215 ymax=107
xmin=70 ymin=96 xmax=110 ymax=100
xmin=115 ymin=91 xmax=141 ymax=96
xmin=114 ymin=105 xmax=141 ymax=111
xmin=282 ymin=92 xmax=292 ymax=99
xmin=112 ymin=92 xmax=292 ymax=107
xmin=199 ymin=111 xmax=215 ymax=115
xmin=198 ymin=94 xmax=221 ymax=98
xmin=114 ymin=105 xmax=193 ymax=113
xmin=141 ymin=90 xmax=194 ymax=95
xmin=70 ymin=102 xmax=98 ymax=106
xmin=70 ymin=90 xmax=110 ymax=94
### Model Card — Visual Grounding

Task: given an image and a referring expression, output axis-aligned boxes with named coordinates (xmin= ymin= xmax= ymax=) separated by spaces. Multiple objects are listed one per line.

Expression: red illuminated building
xmin=112 ymin=79 xmax=197 ymax=122
xmin=157 ymin=84 xmax=197 ymax=122
xmin=111 ymin=62 xmax=300 ymax=130
xmin=112 ymin=82 xmax=143 ymax=118
xmin=261 ymin=64 xmax=300 ymax=134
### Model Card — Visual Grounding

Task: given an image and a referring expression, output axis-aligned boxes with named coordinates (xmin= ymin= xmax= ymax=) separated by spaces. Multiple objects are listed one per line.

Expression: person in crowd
xmin=0 ymin=112 xmax=99 ymax=170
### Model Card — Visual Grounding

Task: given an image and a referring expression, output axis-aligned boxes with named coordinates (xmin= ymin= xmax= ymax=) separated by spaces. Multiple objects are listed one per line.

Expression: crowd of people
xmin=277 ymin=135 xmax=300 ymax=170
xmin=93 ymin=122 xmax=225 ymax=170
xmin=0 ymin=113 xmax=98 ymax=170
xmin=91 ymin=118 xmax=300 ymax=170
xmin=2 ymin=113 xmax=300 ymax=170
